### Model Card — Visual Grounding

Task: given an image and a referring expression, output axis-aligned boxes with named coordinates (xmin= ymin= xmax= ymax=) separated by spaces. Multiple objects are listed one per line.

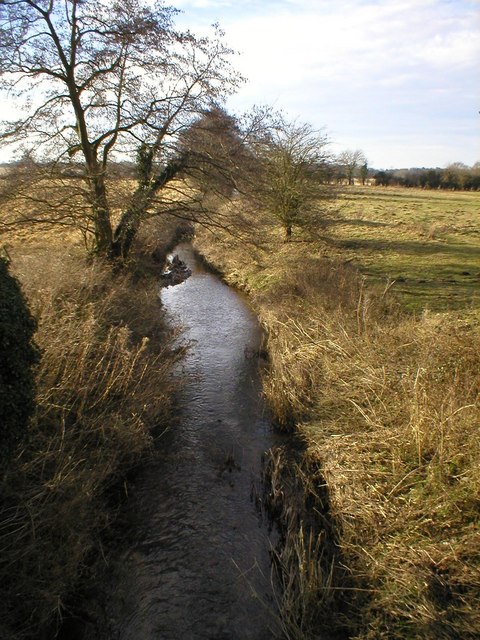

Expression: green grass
xmin=328 ymin=187 xmax=480 ymax=312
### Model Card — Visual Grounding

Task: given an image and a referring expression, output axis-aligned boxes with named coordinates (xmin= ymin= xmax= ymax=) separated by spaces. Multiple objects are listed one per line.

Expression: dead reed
xmin=262 ymin=446 xmax=347 ymax=639
xmin=0 ymin=227 xmax=178 ymax=639
xmin=194 ymin=210 xmax=480 ymax=639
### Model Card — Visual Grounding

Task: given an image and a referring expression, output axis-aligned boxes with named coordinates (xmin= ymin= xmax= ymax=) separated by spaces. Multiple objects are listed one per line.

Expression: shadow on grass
xmin=263 ymin=445 xmax=356 ymax=639
xmin=364 ymin=270 xmax=480 ymax=312
xmin=327 ymin=217 xmax=392 ymax=229
xmin=341 ymin=190 xmax=476 ymax=205
xmin=334 ymin=237 xmax=480 ymax=259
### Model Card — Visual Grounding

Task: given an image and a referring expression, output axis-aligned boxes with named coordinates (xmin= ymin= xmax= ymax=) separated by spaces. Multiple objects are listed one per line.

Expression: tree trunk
xmin=284 ymin=224 xmax=292 ymax=242
xmin=93 ymin=202 xmax=113 ymax=255
xmin=110 ymin=208 xmax=141 ymax=260
xmin=110 ymin=182 xmax=150 ymax=260
xmin=88 ymin=167 xmax=113 ymax=255
xmin=111 ymin=158 xmax=185 ymax=260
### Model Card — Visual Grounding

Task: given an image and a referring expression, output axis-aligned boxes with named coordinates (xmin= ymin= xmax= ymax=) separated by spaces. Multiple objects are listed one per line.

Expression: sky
xmin=173 ymin=0 xmax=480 ymax=169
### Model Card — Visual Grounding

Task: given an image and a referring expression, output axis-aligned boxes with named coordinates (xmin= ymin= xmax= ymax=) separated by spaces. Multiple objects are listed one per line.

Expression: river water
xmin=103 ymin=244 xmax=281 ymax=640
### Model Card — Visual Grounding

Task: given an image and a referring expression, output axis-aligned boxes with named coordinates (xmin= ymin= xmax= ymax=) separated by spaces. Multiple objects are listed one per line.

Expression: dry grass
xmin=283 ymin=305 xmax=480 ymax=638
xmin=193 ymin=190 xmax=480 ymax=639
xmin=263 ymin=447 xmax=345 ymax=640
xmin=0 ymin=223 xmax=178 ymax=639
xmin=0 ymin=169 xmax=139 ymax=252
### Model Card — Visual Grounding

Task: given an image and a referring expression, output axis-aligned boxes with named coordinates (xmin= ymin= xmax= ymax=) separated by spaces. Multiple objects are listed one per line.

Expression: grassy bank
xmin=0 ymin=218 xmax=180 ymax=639
xmin=193 ymin=186 xmax=480 ymax=639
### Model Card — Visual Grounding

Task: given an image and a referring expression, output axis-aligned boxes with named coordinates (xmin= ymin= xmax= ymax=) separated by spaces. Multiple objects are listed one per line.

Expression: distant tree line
xmin=328 ymin=155 xmax=480 ymax=191
xmin=373 ymin=162 xmax=480 ymax=191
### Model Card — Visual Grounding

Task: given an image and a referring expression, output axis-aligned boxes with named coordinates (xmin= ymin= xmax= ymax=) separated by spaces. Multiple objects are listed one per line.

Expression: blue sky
xmin=173 ymin=0 xmax=480 ymax=169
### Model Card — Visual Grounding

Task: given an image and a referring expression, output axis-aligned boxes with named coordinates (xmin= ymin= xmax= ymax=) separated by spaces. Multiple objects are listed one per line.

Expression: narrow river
xmin=103 ymin=244 xmax=281 ymax=639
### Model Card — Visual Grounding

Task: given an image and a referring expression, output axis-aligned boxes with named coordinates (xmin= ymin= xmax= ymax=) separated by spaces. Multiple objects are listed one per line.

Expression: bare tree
xmin=336 ymin=149 xmax=367 ymax=185
xmin=0 ymin=0 xmax=242 ymax=258
xmin=251 ymin=117 xmax=333 ymax=241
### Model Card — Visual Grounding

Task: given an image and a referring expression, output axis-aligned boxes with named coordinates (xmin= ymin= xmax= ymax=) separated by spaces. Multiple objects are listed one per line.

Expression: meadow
xmin=194 ymin=185 xmax=480 ymax=639
xmin=328 ymin=187 xmax=480 ymax=312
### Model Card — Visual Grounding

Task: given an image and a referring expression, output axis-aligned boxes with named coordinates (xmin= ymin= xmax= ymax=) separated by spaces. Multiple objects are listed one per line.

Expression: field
xmin=194 ymin=185 xmax=480 ymax=639
xmin=327 ymin=187 xmax=480 ymax=312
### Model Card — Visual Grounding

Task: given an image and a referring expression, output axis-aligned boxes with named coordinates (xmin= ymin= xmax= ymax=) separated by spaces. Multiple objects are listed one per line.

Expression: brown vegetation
xmin=193 ymin=191 xmax=480 ymax=639
xmin=0 ymin=220 xmax=179 ymax=639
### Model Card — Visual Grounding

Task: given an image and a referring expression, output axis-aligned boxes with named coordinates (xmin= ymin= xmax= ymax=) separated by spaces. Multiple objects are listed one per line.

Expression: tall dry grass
xmin=194 ymin=220 xmax=480 ymax=639
xmin=0 ymin=228 xmax=178 ymax=639
xmin=262 ymin=446 xmax=346 ymax=640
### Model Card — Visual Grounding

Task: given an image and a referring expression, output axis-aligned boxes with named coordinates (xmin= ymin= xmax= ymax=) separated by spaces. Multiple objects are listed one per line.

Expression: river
xmin=101 ymin=244 xmax=282 ymax=640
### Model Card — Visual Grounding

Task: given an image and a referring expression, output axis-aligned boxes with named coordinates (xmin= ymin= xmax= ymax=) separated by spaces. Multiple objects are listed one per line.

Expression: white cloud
xmin=173 ymin=0 xmax=234 ymax=8
xmin=222 ymin=1 xmax=479 ymax=82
